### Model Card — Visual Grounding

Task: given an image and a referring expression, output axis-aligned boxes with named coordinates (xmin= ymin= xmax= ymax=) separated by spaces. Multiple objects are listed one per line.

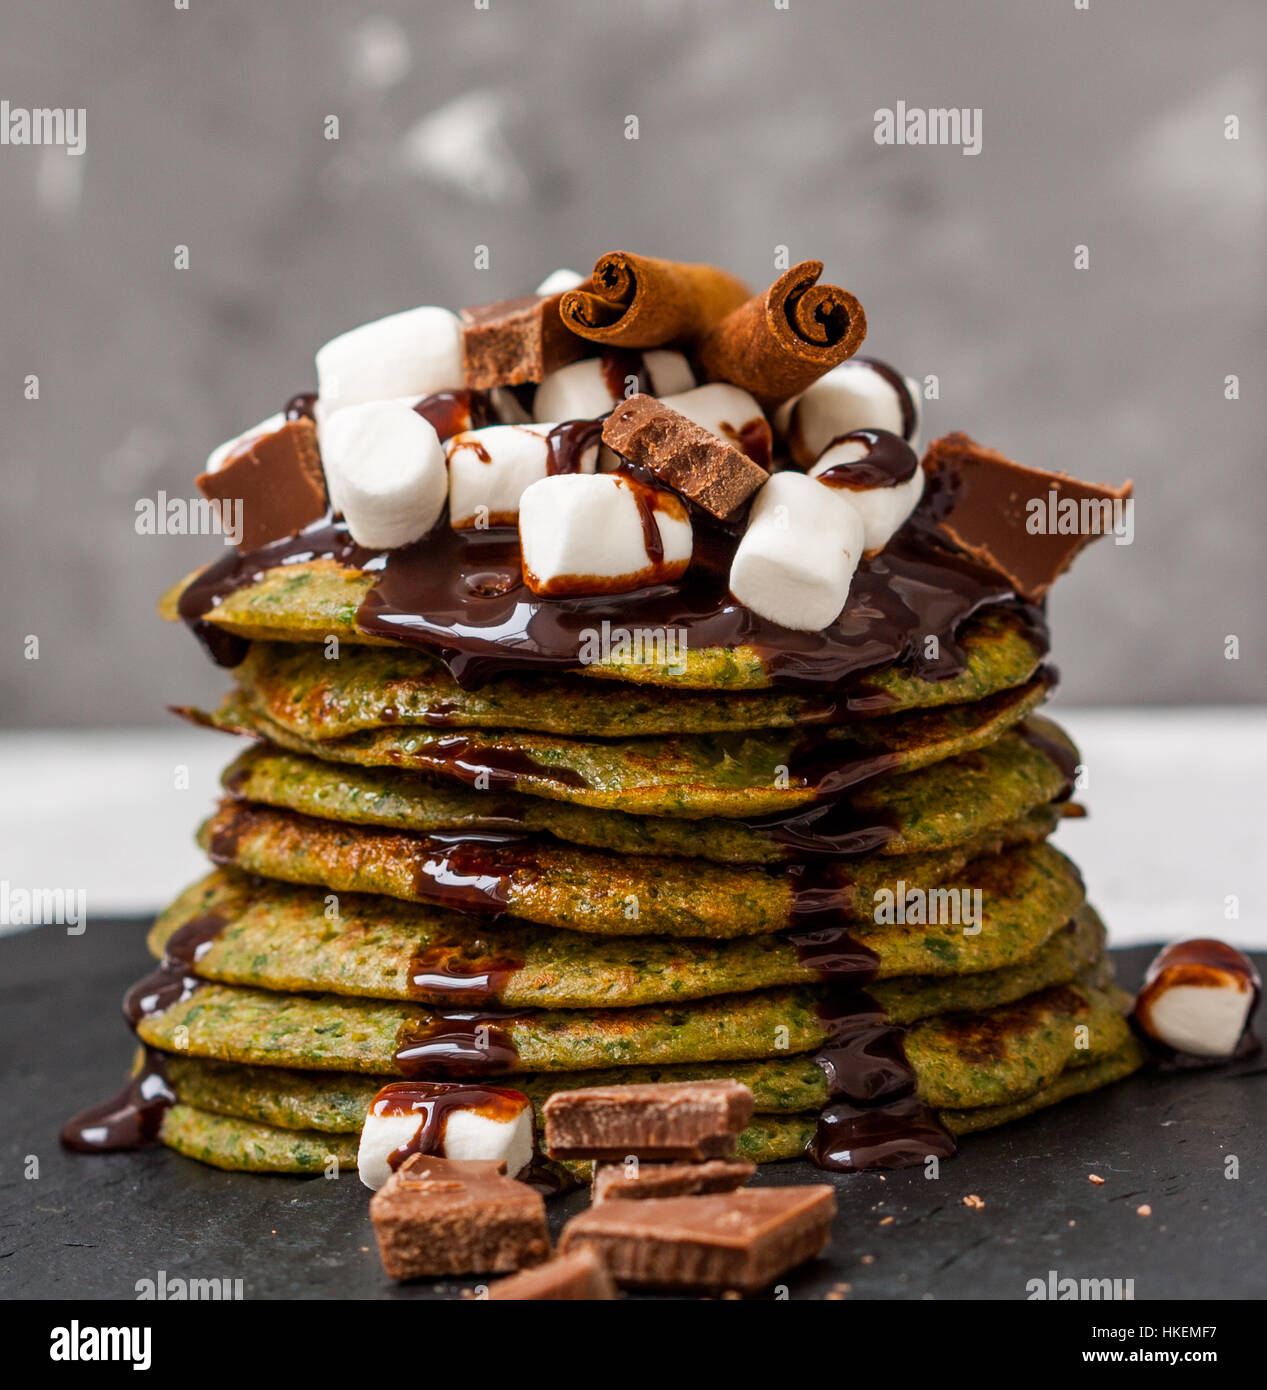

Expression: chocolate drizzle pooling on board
xmin=178 ymin=493 xmax=1046 ymax=693
xmin=808 ymin=1094 xmax=958 ymax=1171
xmin=63 ymin=913 xmax=230 ymax=1153
xmin=60 ymin=1049 xmax=177 ymax=1153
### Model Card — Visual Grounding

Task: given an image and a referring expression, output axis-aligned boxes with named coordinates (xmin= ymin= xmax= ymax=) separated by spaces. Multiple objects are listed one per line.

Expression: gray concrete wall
xmin=0 ymin=0 xmax=1262 ymax=725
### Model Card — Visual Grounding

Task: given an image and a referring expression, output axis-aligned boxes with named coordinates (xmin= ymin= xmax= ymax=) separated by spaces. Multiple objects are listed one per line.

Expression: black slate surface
xmin=3 ymin=920 xmax=1264 ymax=1300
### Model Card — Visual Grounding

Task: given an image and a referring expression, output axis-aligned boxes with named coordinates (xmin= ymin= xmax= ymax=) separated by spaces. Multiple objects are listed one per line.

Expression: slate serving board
xmin=3 ymin=921 xmax=1263 ymax=1300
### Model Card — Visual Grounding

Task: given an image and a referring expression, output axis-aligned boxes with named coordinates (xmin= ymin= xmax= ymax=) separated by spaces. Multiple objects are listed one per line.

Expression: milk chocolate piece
xmin=592 ymin=1157 xmax=755 ymax=1204
xmin=487 ymin=1246 xmax=619 ymax=1301
xmin=369 ymin=1153 xmax=549 ymax=1281
xmin=695 ymin=261 xmax=867 ymax=409
xmin=460 ymin=293 xmax=590 ymax=389
xmin=922 ymin=433 xmax=1134 ymax=600
xmin=195 ymin=419 xmax=327 ymax=551
xmin=543 ymin=1080 xmax=754 ymax=1161
xmin=601 ymin=394 xmax=768 ymax=520
xmin=559 ymin=1187 xmax=836 ymax=1293
xmin=559 ymin=251 xmax=751 ymax=349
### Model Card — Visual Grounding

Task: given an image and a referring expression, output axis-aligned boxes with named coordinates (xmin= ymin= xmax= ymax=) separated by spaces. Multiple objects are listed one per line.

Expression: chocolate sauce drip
xmin=807 ymin=1094 xmax=957 ymax=1172
xmin=411 ymin=833 xmax=531 ymax=914
xmin=816 ymin=428 xmax=918 ymax=487
xmin=812 ymin=993 xmax=914 ymax=1105
xmin=408 ymin=944 xmax=524 ymax=1003
xmin=856 ymin=357 xmax=919 ymax=443
xmin=394 ymin=1007 xmax=521 ymax=1078
xmin=733 ymin=418 xmax=774 ymax=471
xmin=599 ymin=348 xmax=650 ymax=402
xmin=624 ymin=474 xmax=667 ymax=568
xmin=545 ymin=417 xmax=605 ymax=475
xmin=122 ymin=911 xmax=225 ymax=1027
xmin=60 ymin=1049 xmax=177 ymax=1154
xmin=284 ymin=391 xmax=318 ymax=422
xmin=749 ymin=798 xmax=901 ymax=859
xmin=413 ymin=389 xmax=498 ymax=442
xmin=1017 ymin=718 xmax=1079 ymax=802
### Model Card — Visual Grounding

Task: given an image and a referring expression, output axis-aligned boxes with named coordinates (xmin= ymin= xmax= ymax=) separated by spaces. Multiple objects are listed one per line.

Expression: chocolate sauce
xmin=812 ymin=992 xmax=916 ymax=1104
xmin=816 ymin=429 xmax=918 ymax=487
xmin=284 ymin=391 xmax=318 ymax=422
xmin=599 ymin=348 xmax=650 ymax=401
xmin=394 ymin=1007 xmax=521 ymax=1077
xmin=732 ymin=418 xmax=774 ymax=470
xmin=855 ymin=357 xmax=919 ymax=443
xmin=623 ymin=473 xmax=667 ymax=568
xmin=370 ymin=1080 xmax=530 ymax=1171
xmin=413 ymin=389 xmax=497 ymax=442
xmin=410 ymin=834 xmax=531 ymax=914
xmin=408 ymin=944 xmax=524 ymax=1003
xmin=122 ymin=912 xmax=225 ymax=1027
xmin=749 ymin=798 xmax=901 ymax=859
xmin=807 ymin=1094 xmax=957 ymax=1172
xmin=546 ymin=417 xmax=605 ymax=475
xmin=61 ymin=1049 xmax=178 ymax=1153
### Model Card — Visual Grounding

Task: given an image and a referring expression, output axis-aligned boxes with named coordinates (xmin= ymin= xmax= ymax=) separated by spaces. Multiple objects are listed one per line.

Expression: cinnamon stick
xmin=558 ymin=251 xmax=750 ymax=348
xmin=695 ymin=261 xmax=867 ymax=408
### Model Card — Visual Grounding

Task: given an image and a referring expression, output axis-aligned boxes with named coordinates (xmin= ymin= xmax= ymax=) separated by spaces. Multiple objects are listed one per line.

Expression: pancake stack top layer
xmin=64 ymin=251 xmax=1144 ymax=1179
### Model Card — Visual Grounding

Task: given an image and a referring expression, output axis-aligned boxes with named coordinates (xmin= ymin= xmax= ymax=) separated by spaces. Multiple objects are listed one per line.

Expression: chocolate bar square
xmin=592 ymin=1157 xmax=755 ymax=1204
xmin=369 ymin=1154 xmax=549 ymax=1281
xmin=487 ymin=1247 xmax=618 ymax=1301
xmin=543 ymin=1080 xmax=754 ymax=1161
xmin=195 ymin=418 xmax=326 ymax=551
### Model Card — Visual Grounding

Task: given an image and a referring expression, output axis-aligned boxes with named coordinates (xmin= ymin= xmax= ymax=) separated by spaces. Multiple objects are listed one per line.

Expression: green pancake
xmin=194 ymin=800 xmax=1066 ymax=939
xmin=151 ymin=866 xmax=1099 ymax=1009
xmin=162 ymin=558 xmax=1040 ymax=693
xmin=219 ymin=717 xmax=1076 ymax=866
xmin=191 ymin=677 xmax=1051 ymax=818
xmin=136 ymin=977 xmax=1131 ymax=1113
xmin=228 ymin=613 xmax=1044 ymax=739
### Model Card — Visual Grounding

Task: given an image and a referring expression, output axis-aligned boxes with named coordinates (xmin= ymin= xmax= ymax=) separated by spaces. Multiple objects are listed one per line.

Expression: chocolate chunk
xmin=487 ymin=1246 xmax=619 ymax=1301
xmin=460 ymin=294 xmax=590 ymax=389
xmin=592 ymin=1157 xmax=755 ymax=1204
xmin=195 ymin=419 xmax=327 ymax=552
xmin=369 ymin=1153 xmax=549 ymax=1281
xmin=922 ymin=433 xmax=1133 ymax=600
xmin=559 ymin=1186 xmax=836 ymax=1293
xmin=601 ymin=394 xmax=768 ymax=520
xmin=543 ymin=1080 xmax=754 ymax=1161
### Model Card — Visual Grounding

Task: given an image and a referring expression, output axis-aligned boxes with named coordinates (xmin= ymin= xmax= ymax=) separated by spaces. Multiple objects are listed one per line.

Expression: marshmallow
xmin=809 ymin=430 xmax=925 ymax=553
xmin=320 ymin=400 xmax=447 ymax=549
xmin=447 ymin=422 xmax=598 ymax=528
xmin=205 ymin=412 xmax=285 ymax=474
xmin=532 ymin=350 xmax=696 ymax=424
xmin=315 ymin=306 xmax=463 ymax=417
xmin=357 ymin=1084 xmax=535 ymax=1191
xmin=729 ymin=470 xmax=865 ymax=631
xmin=777 ymin=359 xmax=921 ymax=467
xmin=519 ymin=472 xmax=692 ymax=596
xmin=534 ymin=267 xmax=586 ymax=296
xmin=1134 ymin=940 xmax=1261 ymax=1058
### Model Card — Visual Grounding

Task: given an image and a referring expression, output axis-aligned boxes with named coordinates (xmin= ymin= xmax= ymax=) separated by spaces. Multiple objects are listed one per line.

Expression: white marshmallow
xmin=315 ymin=306 xmax=463 ymax=417
xmin=320 ymin=400 xmax=447 ymax=549
xmin=1135 ymin=943 xmax=1260 ymax=1058
xmin=534 ymin=267 xmax=586 ymax=296
xmin=532 ymin=351 xmax=696 ymax=425
xmin=356 ymin=1092 xmax=534 ymax=1191
xmin=777 ymin=360 xmax=922 ymax=464
xmin=533 ymin=358 xmax=616 ymax=424
xmin=519 ymin=472 xmax=692 ymax=596
xmin=810 ymin=435 xmax=925 ymax=553
xmin=447 ymin=422 xmax=598 ymax=529
xmin=659 ymin=383 xmax=766 ymax=444
xmin=204 ymin=412 xmax=285 ymax=474
xmin=729 ymin=470 xmax=866 ymax=631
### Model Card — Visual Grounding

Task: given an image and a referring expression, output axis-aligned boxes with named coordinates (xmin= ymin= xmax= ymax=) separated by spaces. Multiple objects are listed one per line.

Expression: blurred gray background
xmin=1 ymin=0 xmax=1263 ymax=726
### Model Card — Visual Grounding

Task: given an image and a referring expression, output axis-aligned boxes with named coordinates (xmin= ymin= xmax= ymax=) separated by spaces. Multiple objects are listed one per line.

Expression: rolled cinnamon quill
xmin=695 ymin=261 xmax=867 ymax=409
xmin=559 ymin=251 xmax=750 ymax=349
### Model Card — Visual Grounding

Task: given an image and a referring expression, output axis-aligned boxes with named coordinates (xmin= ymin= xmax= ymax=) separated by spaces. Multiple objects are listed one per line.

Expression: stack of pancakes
xmin=130 ymin=559 xmax=1143 ymax=1175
